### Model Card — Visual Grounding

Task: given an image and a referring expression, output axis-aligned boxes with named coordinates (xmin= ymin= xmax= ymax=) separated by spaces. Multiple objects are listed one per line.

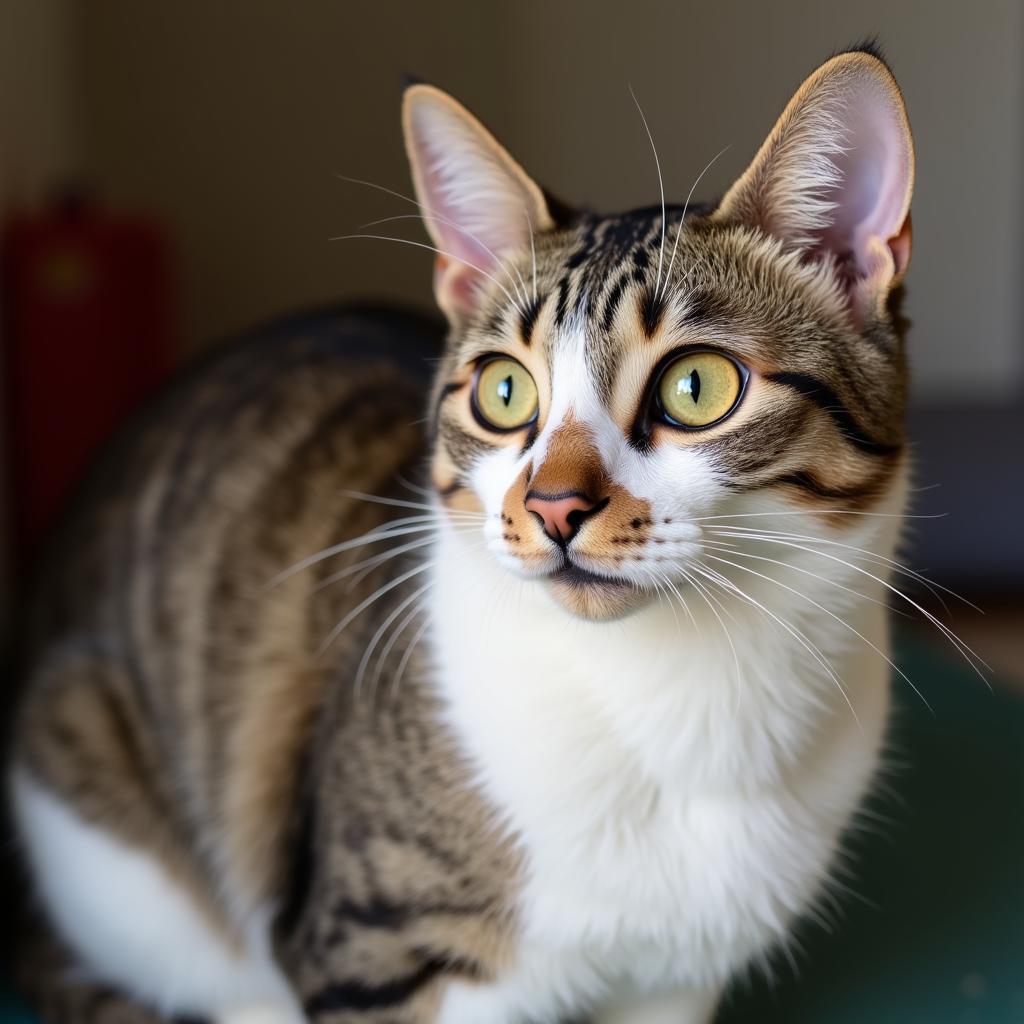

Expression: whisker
xmin=524 ymin=209 xmax=538 ymax=304
xmin=336 ymin=173 xmax=531 ymax=308
xmin=314 ymin=535 xmax=438 ymax=594
xmin=704 ymin=531 xmax=991 ymax=684
xmin=678 ymin=566 xmax=744 ymax=713
xmin=629 ymin=85 xmax=667 ymax=295
xmin=395 ymin=474 xmax=434 ymax=498
xmin=338 ymin=489 xmax=486 ymax=515
xmin=650 ymin=571 xmax=684 ymax=638
xmin=693 ymin=562 xmax=861 ymax=730
xmin=370 ymin=590 xmax=434 ymax=703
xmin=691 ymin=510 xmax=947 ymax=522
xmin=329 ymin=234 xmax=526 ymax=317
xmin=267 ymin=511 xmax=481 ymax=588
xmin=340 ymin=524 xmax=481 ymax=592
xmin=706 ymin=525 xmax=977 ymax=613
xmin=356 ymin=212 xmax=530 ymax=309
xmin=265 ymin=517 xmax=444 ymax=587
xmin=316 ymin=560 xmax=435 ymax=658
xmin=701 ymin=539 xmax=912 ymax=618
xmin=354 ymin=580 xmax=434 ymax=700
xmin=659 ymin=144 xmax=730 ymax=301
xmin=389 ymin=613 xmax=432 ymax=704
xmin=704 ymin=551 xmax=933 ymax=713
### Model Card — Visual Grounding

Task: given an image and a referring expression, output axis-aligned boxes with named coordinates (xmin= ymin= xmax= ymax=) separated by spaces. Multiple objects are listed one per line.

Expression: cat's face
xmin=405 ymin=50 xmax=914 ymax=620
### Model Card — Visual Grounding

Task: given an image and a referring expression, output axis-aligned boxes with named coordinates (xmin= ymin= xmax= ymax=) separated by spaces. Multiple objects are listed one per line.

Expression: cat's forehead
xmin=458 ymin=207 xmax=855 ymax=380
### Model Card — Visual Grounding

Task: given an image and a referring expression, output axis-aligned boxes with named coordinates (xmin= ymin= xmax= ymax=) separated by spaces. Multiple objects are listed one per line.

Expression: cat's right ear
xmin=403 ymin=85 xmax=553 ymax=324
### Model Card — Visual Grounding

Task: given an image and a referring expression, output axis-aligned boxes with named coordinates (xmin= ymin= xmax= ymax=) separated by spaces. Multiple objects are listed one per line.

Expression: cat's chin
xmin=545 ymin=564 xmax=650 ymax=622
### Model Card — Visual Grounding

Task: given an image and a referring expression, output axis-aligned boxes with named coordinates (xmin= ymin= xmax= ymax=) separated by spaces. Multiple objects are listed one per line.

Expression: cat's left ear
xmin=714 ymin=49 xmax=914 ymax=325
xmin=403 ymin=84 xmax=554 ymax=324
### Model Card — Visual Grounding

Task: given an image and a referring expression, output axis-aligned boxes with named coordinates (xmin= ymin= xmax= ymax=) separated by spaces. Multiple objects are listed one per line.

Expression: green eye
xmin=472 ymin=357 xmax=539 ymax=432
xmin=657 ymin=351 xmax=744 ymax=428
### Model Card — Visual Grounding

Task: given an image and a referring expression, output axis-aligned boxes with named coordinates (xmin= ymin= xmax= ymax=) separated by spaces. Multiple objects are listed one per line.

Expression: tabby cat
xmin=9 ymin=47 xmax=915 ymax=1024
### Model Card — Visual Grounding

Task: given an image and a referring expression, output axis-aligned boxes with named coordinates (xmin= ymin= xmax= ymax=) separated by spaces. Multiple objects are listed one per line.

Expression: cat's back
xmin=26 ymin=304 xmax=443 ymax=651
xmin=12 ymin=303 xmax=445 ymax=921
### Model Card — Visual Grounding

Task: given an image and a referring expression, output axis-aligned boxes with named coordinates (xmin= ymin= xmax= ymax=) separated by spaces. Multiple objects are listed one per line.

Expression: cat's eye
xmin=471 ymin=357 xmax=539 ymax=432
xmin=656 ymin=351 xmax=745 ymax=429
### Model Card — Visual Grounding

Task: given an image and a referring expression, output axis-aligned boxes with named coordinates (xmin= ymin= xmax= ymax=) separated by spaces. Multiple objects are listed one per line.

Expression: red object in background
xmin=3 ymin=202 xmax=173 ymax=568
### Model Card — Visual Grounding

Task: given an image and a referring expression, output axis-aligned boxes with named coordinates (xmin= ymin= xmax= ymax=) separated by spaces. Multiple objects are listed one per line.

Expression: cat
xmin=8 ymin=45 xmax=915 ymax=1024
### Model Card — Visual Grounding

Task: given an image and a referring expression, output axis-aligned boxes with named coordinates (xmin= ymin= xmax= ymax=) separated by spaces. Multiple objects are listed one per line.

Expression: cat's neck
xmin=427 ymin=521 xmax=893 ymax=800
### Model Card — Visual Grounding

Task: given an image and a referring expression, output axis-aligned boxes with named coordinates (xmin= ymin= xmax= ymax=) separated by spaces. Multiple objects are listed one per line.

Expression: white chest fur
xmin=430 ymin=526 xmax=892 ymax=1021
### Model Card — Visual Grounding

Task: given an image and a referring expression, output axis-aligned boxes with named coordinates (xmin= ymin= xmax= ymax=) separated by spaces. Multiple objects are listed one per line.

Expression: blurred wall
xmin=66 ymin=0 xmax=1024 ymax=408
xmin=0 ymin=0 xmax=77 ymax=205
xmin=2 ymin=0 xmax=1022 ymax=589
xmin=0 ymin=0 xmax=79 ymax=630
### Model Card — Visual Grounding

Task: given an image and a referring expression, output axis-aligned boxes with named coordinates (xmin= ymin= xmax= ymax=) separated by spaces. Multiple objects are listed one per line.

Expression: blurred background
xmin=0 ymin=2 xmax=1022 ymax=1020
xmin=2 ymin=0 xmax=1021 ymax=668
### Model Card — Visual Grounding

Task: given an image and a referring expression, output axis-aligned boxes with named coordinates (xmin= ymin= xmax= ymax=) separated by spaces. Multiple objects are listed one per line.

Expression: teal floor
xmin=720 ymin=636 xmax=1024 ymax=1023
xmin=4 ymin=636 xmax=1022 ymax=1023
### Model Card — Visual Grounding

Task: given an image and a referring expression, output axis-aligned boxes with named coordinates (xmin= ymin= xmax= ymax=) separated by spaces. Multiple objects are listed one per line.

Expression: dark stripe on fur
xmin=554 ymin=276 xmax=572 ymax=327
xmin=766 ymin=371 xmax=901 ymax=454
xmin=639 ymin=286 xmax=666 ymax=338
xmin=772 ymin=469 xmax=887 ymax=501
xmin=519 ymin=294 xmax=544 ymax=346
xmin=600 ymin=273 xmax=629 ymax=333
xmin=304 ymin=956 xmax=465 ymax=1015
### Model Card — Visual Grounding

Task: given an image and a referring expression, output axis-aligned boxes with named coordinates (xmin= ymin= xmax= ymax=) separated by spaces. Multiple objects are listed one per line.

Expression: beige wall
xmin=0 ymin=0 xmax=79 ymax=629
xmin=0 ymin=0 xmax=77 ymax=208
xmin=72 ymin=2 xmax=513 ymax=352
xmin=9 ymin=0 xmax=1024 ymax=403
xmin=500 ymin=0 xmax=1024 ymax=406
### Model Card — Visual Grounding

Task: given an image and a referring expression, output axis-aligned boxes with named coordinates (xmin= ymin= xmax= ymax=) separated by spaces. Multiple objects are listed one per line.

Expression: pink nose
xmin=524 ymin=490 xmax=601 ymax=545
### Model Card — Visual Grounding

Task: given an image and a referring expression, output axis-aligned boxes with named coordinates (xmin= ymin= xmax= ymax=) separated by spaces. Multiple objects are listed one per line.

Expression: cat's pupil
xmin=498 ymin=375 xmax=513 ymax=406
xmin=683 ymin=369 xmax=701 ymax=404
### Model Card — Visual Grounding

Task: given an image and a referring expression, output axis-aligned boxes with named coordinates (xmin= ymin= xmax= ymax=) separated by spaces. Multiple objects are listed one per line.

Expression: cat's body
xmin=9 ymin=49 xmax=916 ymax=1024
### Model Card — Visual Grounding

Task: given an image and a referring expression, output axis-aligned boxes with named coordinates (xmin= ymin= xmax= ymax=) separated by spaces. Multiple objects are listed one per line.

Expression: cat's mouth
xmin=545 ymin=560 xmax=646 ymax=621
xmin=549 ymin=562 xmax=632 ymax=590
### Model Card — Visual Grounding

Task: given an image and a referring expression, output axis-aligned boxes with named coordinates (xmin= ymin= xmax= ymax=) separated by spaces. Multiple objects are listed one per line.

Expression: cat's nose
xmin=524 ymin=490 xmax=603 ymax=546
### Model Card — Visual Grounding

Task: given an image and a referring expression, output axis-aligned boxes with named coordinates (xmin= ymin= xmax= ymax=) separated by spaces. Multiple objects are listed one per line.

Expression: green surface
xmin=3 ymin=636 xmax=1022 ymax=1023
xmin=0 ymin=994 xmax=33 ymax=1024
xmin=721 ymin=637 xmax=1024 ymax=1023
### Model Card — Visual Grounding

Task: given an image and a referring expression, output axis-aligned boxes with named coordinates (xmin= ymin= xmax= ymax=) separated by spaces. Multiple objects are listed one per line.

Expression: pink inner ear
xmin=408 ymin=99 xmax=536 ymax=291
xmin=818 ymin=85 xmax=911 ymax=278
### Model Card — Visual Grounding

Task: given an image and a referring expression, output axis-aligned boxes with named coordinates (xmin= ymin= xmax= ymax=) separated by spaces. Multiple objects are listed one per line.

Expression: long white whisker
xmin=314 ymin=535 xmax=439 ymax=593
xmin=650 ymin=570 xmax=683 ymax=635
xmin=389 ymin=613 xmax=432 ymax=704
xmin=266 ymin=517 xmax=446 ymax=587
xmin=329 ymin=234 xmax=526 ymax=316
xmin=692 ymin=510 xmax=946 ymax=522
xmin=706 ymin=525 xmax=977 ymax=612
xmin=357 ymin=212 xmax=530 ymax=310
xmin=524 ymin=209 xmax=538 ymax=304
xmin=338 ymin=489 xmax=485 ymax=515
xmin=340 ymin=524 xmax=481 ymax=592
xmin=336 ymin=173 xmax=531 ymax=309
xmin=629 ymin=85 xmax=666 ymax=295
xmin=316 ymin=560 xmax=435 ymax=658
xmin=704 ymin=531 xmax=991 ymax=683
xmin=353 ymin=580 xmax=434 ymax=700
xmin=693 ymin=562 xmax=861 ymax=729
xmin=675 ymin=569 xmax=741 ymax=712
xmin=370 ymin=591 xmax=434 ymax=702
xmin=395 ymin=474 xmax=435 ymax=499
xmin=704 ymin=551 xmax=933 ymax=713
xmin=659 ymin=144 xmax=730 ymax=301
xmin=701 ymin=539 xmax=905 ymax=616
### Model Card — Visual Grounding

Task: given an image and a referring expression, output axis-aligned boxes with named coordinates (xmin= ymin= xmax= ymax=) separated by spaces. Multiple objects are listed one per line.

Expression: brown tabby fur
xmin=10 ymin=314 xmax=520 ymax=1022
xmin=8 ymin=47 xmax=912 ymax=1023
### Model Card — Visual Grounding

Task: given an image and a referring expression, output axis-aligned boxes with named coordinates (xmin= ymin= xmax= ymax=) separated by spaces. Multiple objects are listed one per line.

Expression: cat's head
xmin=403 ymin=49 xmax=914 ymax=621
